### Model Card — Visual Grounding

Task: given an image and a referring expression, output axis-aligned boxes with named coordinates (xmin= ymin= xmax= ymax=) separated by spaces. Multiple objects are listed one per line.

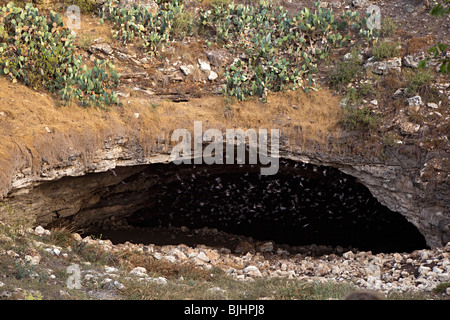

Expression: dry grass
xmin=64 ymin=14 xmax=118 ymax=48
xmin=405 ymin=35 xmax=435 ymax=55
xmin=0 ymin=0 xmax=343 ymax=210
xmin=0 ymin=71 xmax=342 ymax=205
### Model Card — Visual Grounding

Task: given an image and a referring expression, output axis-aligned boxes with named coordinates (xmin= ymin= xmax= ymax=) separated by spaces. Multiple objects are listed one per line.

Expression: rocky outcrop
xmin=2 ymin=129 xmax=448 ymax=249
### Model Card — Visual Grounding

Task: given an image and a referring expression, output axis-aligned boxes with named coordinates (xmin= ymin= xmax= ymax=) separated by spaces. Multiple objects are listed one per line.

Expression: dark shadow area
xmin=113 ymin=159 xmax=429 ymax=254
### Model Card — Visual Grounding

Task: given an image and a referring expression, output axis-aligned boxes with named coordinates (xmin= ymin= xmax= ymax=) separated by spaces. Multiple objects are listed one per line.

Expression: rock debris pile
xmin=1 ymin=225 xmax=449 ymax=299
xmin=81 ymin=225 xmax=450 ymax=295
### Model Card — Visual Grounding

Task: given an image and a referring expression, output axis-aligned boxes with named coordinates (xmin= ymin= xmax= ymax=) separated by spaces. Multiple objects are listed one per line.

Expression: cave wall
xmin=1 ymin=134 xmax=448 ymax=248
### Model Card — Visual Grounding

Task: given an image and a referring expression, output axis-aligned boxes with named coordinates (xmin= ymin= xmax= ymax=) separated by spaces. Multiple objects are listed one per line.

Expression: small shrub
xmin=275 ymin=279 xmax=356 ymax=300
xmin=124 ymin=251 xmax=212 ymax=280
xmin=382 ymin=132 xmax=396 ymax=146
xmin=341 ymin=106 xmax=380 ymax=132
xmin=25 ymin=292 xmax=43 ymax=300
xmin=372 ymin=41 xmax=400 ymax=61
xmin=329 ymin=48 xmax=363 ymax=89
xmin=407 ymin=70 xmax=432 ymax=94
xmin=406 ymin=69 xmax=439 ymax=101
xmin=210 ymin=0 xmax=232 ymax=6
xmin=433 ymin=282 xmax=450 ymax=294
xmin=64 ymin=0 xmax=99 ymax=14
xmin=345 ymin=82 xmax=373 ymax=105
xmin=379 ymin=17 xmax=397 ymax=38
xmin=73 ymin=240 xmax=119 ymax=266
xmin=171 ymin=7 xmax=196 ymax=38
xmin=15 ymin=259 xmax=34 ymax=280
xmin=48 ymin=227 xmax=75 ymax=248
xmin=0 ymin=202 xmax=35 ymax=232
xmin=408 ymin=111 xmax=425 ymax=125
xmin=78 ymin=33 xmax=93 ymax=51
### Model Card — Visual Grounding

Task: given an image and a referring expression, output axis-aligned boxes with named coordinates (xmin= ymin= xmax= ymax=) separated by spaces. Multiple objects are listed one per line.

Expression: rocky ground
xmin=1 ymin=224 xmax=448 ymax=300
xmin=81 ymin=225 xmax=450 ymax=294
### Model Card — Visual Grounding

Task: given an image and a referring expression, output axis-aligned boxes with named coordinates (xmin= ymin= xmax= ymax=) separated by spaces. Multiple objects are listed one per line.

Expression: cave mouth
xmin=81 ymin=158 xmax=429 ymax=255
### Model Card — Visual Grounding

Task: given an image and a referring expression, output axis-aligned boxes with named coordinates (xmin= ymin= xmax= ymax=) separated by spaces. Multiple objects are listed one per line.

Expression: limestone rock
xmin=364 ymin=57 xmax=401 ymax=74
xmin=196 ymin=251 xmax=210 ymax=263
xmin=130 ymin=267 xmax=147 ymax=277
xmin=34 ymin=226 xmax=46 ymax=236
xmin=208 ymin=71 xmax=218 ymax=81
xmin=72 ymin=233 xmax=83 ymax=241
xmin=25 ymin=254 xmax=41 ymax=266
xmin=243 ymin=266 xmax=262 ymax=277
xmin=235 ymin=240 xmax=255 ymax=254
xmin=180 ymin=65 xmax=194 ymax=76
xmin=102 ymin=278 xmax=124 ymax=290
xmin=399 ymin=121 xmax=420 ymax=135
xmin=203 ymin=249 xmax=220 ymax=262
xmin=403 ymin=52 xmax=425 ymax=69
xmin=366 ymin=264 xmax=381 ymax=279
xmin=89 ymin=43 xmax=113 ymax=56
xmin=418 ymin=266 xmax=431 ymax=276
xmin=198 ymin=59 xmax=211 ymax=71
xmin=207 ymin=287 xmax=228 ymax=298
xmin=256 ymin=241 xmax=274 ymax=253
xmin=393 ymin=88 xmax=405 ymax=99
xmin=163 ymin=255 xmax=176 ymax=263
xmin=344 ymin=52 xmax=363 ymax=61
xmin=421 ymin=251 xmax=429 ymax=260
xmin=52 ymin=248 xmax=61 ymax=256
xmin=105 ymin=266 xmax=119 ymax=273
xmin=352 ymin=0 xmax=370 ymax=8
xmin=205 ymin=50 xmax=232 ymax=67
xmin=314 ymin=263 xmax=331 ymax=276
xmin=407 ymin=95 xmax=422 ymax=106
xmin=343 ymin=251 xmax=355 ymax=260
xmin=151 ymin=277 xmax=167 ymax=285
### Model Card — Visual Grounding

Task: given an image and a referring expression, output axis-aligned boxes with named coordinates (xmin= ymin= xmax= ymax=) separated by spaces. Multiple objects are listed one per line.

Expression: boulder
xmin=235 ymin=240 xmax=255 ymax=254
xmin=89 ymin=43 xmax=113 ymax=56
xmin=205 ymin=50 xmax=233 ymax=67
xmin=180 ymin=65 xmax=194 ymax=76
xmin=352 ymin=0 xmax=371 ymax=8
xmin=364 ymin=57 xmax=401 ymax=74
xmin=399 ymin=121 xmax=420 ymax=135
xmin=403 ymin=52 xmax=425 ymax=69
xmin=243 ymin=266 xmax=262 ymax=277
xmin=406 ymin=95 xmax=422 ymax=106
xmin=208 ymin=71 xmax=218 ymax=81
xmin=118 ymin=0 xmax=158 ymax=12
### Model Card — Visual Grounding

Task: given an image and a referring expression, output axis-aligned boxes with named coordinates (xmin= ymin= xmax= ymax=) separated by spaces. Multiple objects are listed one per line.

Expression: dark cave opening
xmin=90 ymin=159 xmax=429 ymax=254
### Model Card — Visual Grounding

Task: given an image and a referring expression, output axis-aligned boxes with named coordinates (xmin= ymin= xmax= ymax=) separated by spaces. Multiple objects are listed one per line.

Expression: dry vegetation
xmin=0 ymin=68 xmax=343 ymax=198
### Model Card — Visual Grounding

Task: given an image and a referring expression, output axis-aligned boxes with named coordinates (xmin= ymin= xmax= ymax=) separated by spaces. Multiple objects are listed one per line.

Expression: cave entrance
xmin=82 ymin=159 xmax=428 ymax=254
